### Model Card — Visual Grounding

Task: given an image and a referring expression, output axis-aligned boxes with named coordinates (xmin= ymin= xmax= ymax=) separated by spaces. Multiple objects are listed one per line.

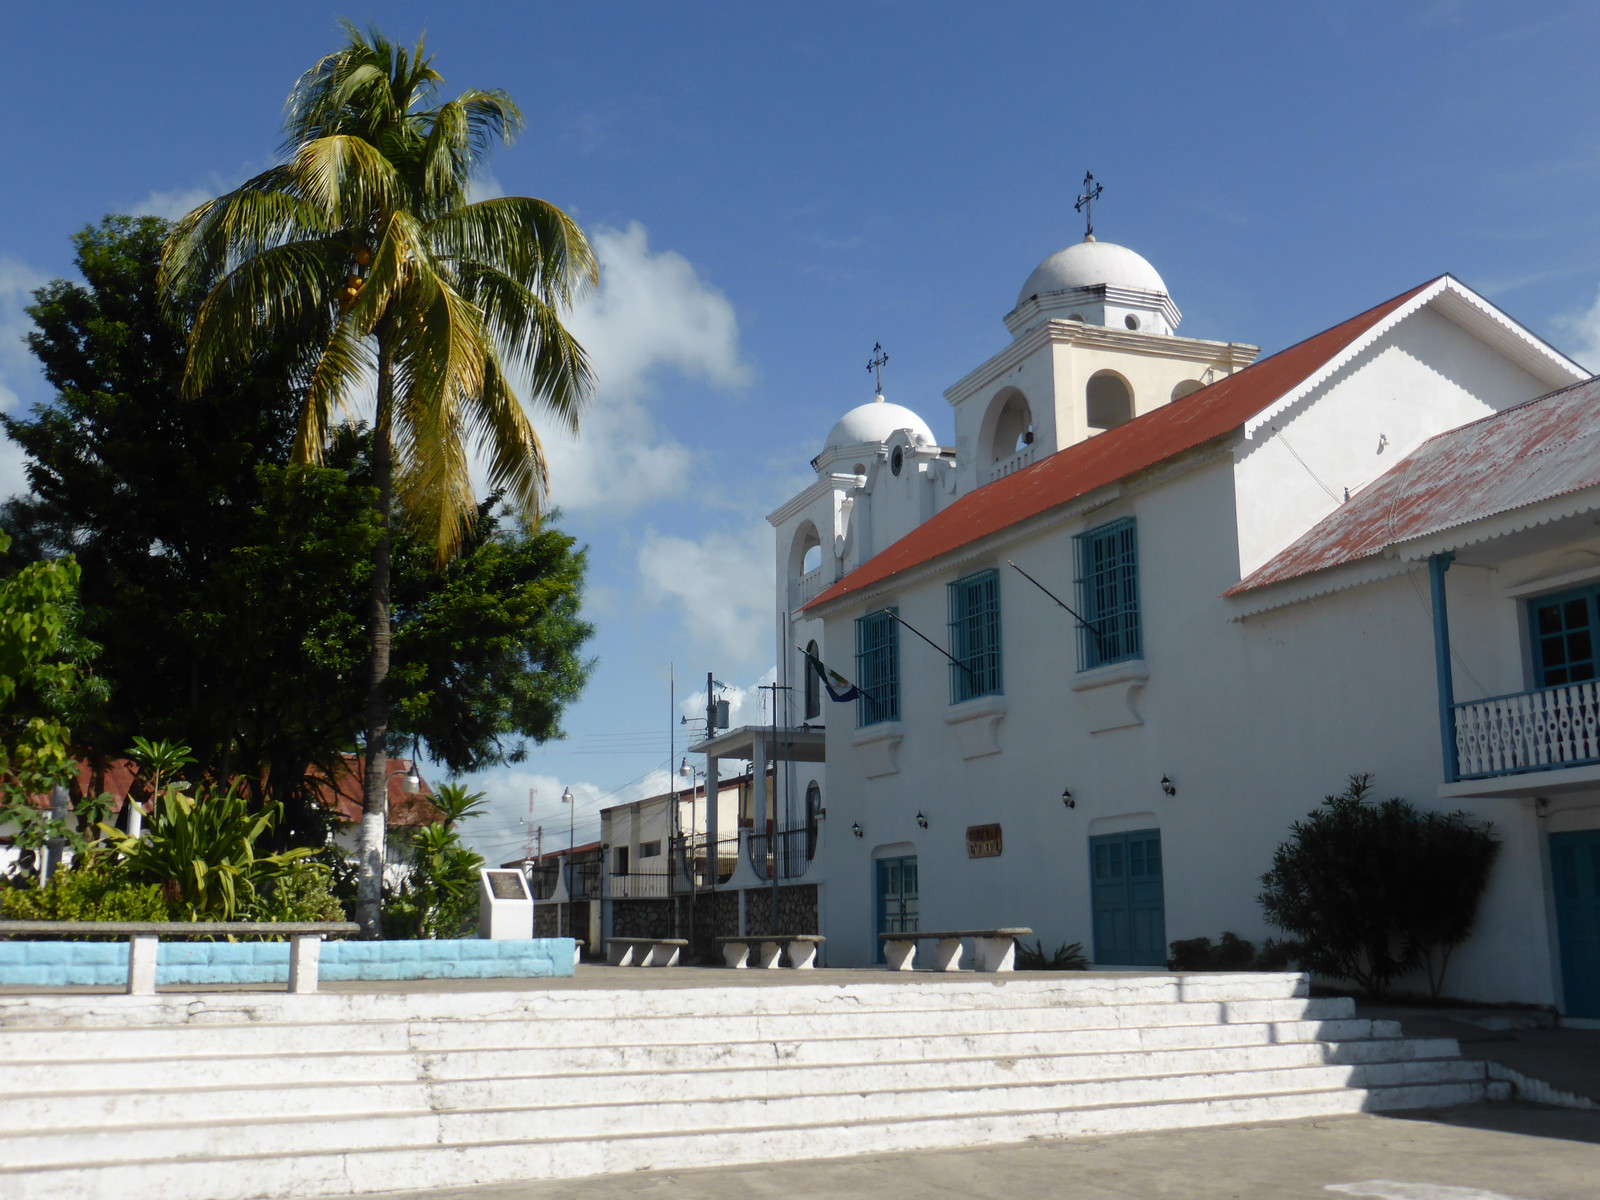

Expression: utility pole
xmin=760 ymin=680 xmax=793 ymax=934
xmin=704 ymin=671 xmax=720 ymax=895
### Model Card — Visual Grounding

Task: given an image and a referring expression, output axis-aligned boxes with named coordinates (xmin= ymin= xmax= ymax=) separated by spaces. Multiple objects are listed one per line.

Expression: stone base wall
xmin=742 ymin=883 xmax=819 ymax=938
xmin=611 ymin=899 xmax=673 ymax=940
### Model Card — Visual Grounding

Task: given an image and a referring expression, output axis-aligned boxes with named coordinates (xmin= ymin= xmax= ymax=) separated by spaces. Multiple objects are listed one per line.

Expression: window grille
xmin=1074 ymin=518 xmax=1141 ymax=670
xmin=948 ymin=569 xmax=1002 ymax=703
xmin=855 ymin=608 xmax=900 ymax=726
xmin=1531 ymin=588 xmax=1600 ymax=687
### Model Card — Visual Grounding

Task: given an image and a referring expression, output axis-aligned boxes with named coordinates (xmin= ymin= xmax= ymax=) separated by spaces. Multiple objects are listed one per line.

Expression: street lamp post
xmin=561 ymin=786 xmax=574 ymax=939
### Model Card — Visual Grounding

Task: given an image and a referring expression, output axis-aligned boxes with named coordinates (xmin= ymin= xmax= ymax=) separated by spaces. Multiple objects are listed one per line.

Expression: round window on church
xmin=1124 ymin=314 xmax=1141 ymax=331
xmin=890 ymin=446 xmax=903 ymax=476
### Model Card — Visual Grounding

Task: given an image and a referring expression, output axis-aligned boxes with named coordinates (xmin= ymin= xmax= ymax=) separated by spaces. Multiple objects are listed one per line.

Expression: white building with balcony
xmin=771 ymin=230 xmax=1600 ymax=1014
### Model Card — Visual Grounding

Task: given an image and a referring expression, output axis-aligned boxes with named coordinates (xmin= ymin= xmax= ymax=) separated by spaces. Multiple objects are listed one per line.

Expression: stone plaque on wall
xmin=966 ymin=823 xmax=1003 ymax=858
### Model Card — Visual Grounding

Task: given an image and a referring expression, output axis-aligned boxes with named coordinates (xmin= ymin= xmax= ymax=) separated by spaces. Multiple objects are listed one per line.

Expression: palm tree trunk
xmin=355 ymin=327 xmax=396 ymax=937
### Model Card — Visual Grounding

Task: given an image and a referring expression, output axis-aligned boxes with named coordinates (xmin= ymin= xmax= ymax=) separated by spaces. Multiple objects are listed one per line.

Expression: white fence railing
xmin=985 ymin=444 xmax=1037 ymax=485
xmin=608 ymin=871 xmax=672 ymax=899
xmin=1454 ymin=680 xmax=1600 ymax=779
xmin=795 ymin=567 xmax=824 ymax=606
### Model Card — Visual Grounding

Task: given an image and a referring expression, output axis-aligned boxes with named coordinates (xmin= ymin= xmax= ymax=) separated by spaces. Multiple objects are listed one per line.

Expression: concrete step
xmin=3 ymin=1038 xmax=1459 ymax=1130
xmin=0 ymin=973 xmax=1314 ymax=1031
xmin=0 ymin=1057 xmax=1482 ymax=1169
xmin=1 ymin=1080 xmax=1478 ymax=1200
xmin=0 ymin=995 xmax=1360 ymax=1063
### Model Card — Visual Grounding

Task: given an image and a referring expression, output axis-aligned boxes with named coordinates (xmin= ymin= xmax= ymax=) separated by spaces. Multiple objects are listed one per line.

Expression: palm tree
xmin=160 ymin=24 xmax=596 ymax=935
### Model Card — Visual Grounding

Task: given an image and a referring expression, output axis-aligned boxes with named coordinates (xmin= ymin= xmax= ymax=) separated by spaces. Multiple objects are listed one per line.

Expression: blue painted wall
xmin=0 ymin=938 xmax=576 ymax=987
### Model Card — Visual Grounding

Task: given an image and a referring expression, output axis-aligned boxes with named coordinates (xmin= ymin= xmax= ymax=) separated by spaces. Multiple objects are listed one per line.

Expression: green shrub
xmin=0 ymin=866 xmax=170 ymax=923
xmin=1258 ymin=774 xmax=1500 ymax=999
xmin=1016 ymin=939 xmax=1088 ymax=970
xmin=99 ymin=780 xmax=313 ymax=919
xmin=1167 ymin=931 xmax=1293 ymax=972
xmin=242 ymin=860 xmax=346 ymax=923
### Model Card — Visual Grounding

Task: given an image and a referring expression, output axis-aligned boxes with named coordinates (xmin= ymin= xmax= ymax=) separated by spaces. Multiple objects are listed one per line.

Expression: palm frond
xmin=289 ymin=135 xmax=405 ymax=228
xmin=428 ymin=196 xmax=596 ymax=306
xmin=454 ymin=260 xmax=592 ymax=432
xmin=296 ymin=313 xmax=375 ymax=464
xmin=181 ymin=236 xmax=345 ymax=396
xmin=472 ymin=353 xmax=548 ymax=515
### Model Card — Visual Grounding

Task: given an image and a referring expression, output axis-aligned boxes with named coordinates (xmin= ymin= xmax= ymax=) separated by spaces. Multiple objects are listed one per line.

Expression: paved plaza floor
xmin=365 ymin=1104 xmax=1600 ymax=1200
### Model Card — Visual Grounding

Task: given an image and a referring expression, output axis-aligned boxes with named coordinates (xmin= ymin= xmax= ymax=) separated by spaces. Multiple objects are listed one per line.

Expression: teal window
xmin=1530 ymin=587 xmax=1600 ymax=687
xmin=948 ymin=569 xmax=1002 ymax=703
xmin=855 ymin=608 xmax=900 ymax=726
xmin=1074 ymin=518 xmax=1141 ymax=670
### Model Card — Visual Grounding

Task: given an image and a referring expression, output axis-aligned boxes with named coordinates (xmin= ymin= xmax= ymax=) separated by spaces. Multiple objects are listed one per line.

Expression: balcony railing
xmin=609 ymin=869 xmax=672 ymax=899
xmin=795 ymin=567 xmax=824 ymax=606
xmin=1453 ymin=680 xmax=1600 ymax=780
xmin=984 ymin=444 xmax=1036 ymax=485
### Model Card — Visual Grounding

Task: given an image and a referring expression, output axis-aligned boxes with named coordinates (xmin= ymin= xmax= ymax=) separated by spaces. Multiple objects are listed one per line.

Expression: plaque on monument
xmin=478 ymin=868 xmax=535 ymax=939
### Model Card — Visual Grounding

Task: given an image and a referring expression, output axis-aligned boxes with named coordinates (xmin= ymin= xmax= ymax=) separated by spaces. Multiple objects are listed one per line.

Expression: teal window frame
xmin=948 ymin=569 xmax=1002 ymax=703
xmin=855 ymin=608 xmax=900 ymax=726
xmin=1074 ymin=518 xmax=1141 ymax=671
xmin=1530 ymin=586 xmax=1600 ymax=687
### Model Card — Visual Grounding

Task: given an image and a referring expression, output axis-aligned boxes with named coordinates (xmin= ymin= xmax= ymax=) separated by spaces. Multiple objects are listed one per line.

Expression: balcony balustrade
xmin=985 ymin=444 xmax=1037 ymax=485
xmin=1453 ymin=680 xmax=1600 ymax=779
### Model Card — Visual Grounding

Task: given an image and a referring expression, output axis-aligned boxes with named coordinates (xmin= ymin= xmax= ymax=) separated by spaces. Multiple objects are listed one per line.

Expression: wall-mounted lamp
xmin=1160 ymin=775 xmax=1177 ymax=797
xmin=915 ymin=811 xmax=928 ymax=829
xmin=851 ymin=822 xmax=864 ymax=838
xmin=1061 ymin=787 xmax=1075 ymax=809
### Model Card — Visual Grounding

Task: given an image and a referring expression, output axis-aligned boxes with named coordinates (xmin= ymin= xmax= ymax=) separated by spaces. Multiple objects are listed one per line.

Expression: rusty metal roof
xmin=804 ymin=279 xmax=1437 ymax=612
xmin=1231 ymin=374 xmax=1600 ymax=594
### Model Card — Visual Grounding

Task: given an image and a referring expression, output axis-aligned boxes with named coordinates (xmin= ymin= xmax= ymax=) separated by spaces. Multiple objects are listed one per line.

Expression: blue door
xmin=1551 ymin=830 xmax=1600 ymax=1017
xmin=876 ymin=855 xmax=918 ymax=964
xmin=1090 ymin=830 xmax=1166 ymax=966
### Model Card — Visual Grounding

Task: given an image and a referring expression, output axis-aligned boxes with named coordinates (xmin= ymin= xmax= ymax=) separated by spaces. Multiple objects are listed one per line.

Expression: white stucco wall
xmin=810 ymin=446 xmax=1590 ymax=1006
xmin=1234 ymin=308 xmax=1553 ymax=579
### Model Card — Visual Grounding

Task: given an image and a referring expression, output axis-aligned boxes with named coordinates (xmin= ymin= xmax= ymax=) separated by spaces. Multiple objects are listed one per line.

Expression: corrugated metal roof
xmin=1230 ymin=374 xmax=1600 ymax=594
xmin=804 ymin=279 xmax=1436 ymax=612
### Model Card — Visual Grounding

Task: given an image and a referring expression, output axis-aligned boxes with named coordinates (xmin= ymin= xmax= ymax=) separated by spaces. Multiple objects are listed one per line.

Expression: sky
xmin=5 ymin=2 xmax=1600 ymax=865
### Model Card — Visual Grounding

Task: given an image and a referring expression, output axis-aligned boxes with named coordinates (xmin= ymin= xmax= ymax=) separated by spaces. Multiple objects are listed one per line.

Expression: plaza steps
xmin=0 ymin=973 xmax=1496 ymax=1200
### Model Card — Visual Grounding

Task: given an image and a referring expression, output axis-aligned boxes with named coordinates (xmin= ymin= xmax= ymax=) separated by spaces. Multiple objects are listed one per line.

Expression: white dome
xmin=1016 ymin=239 xmax=1168 ymax=308
xmin=824 ymin=398 xmax=936 ymax=452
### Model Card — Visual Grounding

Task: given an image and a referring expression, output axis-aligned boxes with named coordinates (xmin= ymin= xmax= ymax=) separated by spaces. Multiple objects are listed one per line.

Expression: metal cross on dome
xmin=866 ymin=342 xmax=890 ymax=393
xmin=1075 ymin=171 xmax=1103 ymax=240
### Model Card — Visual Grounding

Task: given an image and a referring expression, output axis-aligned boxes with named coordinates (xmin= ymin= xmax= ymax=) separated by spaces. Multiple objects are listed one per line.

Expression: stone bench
xmin=0 ymin=920 xmax=360 ymax=995
xmin=878 ymin=928 xmax=1032 ymax=973
xmin=717 ymin=934 xmax=825 ymax=970
xmin=604 ymin=936 xmax=688 ymax=967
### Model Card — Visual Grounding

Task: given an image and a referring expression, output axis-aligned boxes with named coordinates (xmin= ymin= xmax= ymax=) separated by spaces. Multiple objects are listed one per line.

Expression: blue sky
xmin=5 ymin=2 xmax=1600 ymax=863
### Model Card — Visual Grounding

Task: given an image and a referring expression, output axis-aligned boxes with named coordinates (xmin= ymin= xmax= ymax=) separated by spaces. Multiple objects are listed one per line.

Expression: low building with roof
xmin=770 ymin=225 xmax=1600 ymax=1013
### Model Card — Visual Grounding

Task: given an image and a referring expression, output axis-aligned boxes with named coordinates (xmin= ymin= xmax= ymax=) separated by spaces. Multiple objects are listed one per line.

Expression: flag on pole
xmin=800 ymin=646 xmax=861 ymax=703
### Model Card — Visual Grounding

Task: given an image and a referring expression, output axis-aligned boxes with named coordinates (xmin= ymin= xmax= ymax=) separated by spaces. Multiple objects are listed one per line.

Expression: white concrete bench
xmin=604 ymin=936 xmax=688 ymax=967
xmin=716 ymin=934 xmax=825 ymax=969
xmin=878 ymin=928 xmax=1032 ymax=973
xmin=0 ymin=920 xmax=360 ymax=995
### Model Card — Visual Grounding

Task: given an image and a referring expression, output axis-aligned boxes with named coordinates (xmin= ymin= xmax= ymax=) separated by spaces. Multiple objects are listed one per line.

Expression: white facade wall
xmin=813 ymin=446 xmax=1578 ymax=1004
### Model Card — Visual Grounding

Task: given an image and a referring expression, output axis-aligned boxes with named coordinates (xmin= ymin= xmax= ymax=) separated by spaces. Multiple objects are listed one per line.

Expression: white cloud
xmin=513 ymin=221 xmax=754 ymax=515
xmin=453 ymin=764 xmax=677 ymax=863
xmin=1555 ymin=284 xmax=1600 ymax=373
xmin=636 ymin=522 xmax=775 ymax=671
xmin=131 ymin=186 xmax=220 ymax=222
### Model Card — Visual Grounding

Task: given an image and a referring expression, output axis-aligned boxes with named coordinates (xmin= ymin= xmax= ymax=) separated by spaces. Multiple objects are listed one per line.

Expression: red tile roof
xmin=804 ymin=279 xmax=1438 ymax=611
xmin=305 ymin=754 xmax=442 ymax=828
xmin=1229 ymin=375 xmax=1600 ymax=595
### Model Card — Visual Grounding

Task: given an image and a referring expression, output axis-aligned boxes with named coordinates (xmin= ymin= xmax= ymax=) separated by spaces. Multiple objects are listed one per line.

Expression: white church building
xmin=766 ymin=229 xmax=1600 ymax=1015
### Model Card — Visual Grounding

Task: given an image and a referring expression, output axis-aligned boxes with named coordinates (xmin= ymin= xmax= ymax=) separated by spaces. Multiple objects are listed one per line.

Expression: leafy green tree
xmin=161 ymin=24 xmax=596 ymax=935
xmin=383 ymin=822 xmax=485 ymax=939
xmin=0 ymin=529 xmax=107 ymax=876
xmin=1258 ymin=774 xmax=1500 ymax=999
xmin=6 ymin=216 xmax=593 ymax=857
